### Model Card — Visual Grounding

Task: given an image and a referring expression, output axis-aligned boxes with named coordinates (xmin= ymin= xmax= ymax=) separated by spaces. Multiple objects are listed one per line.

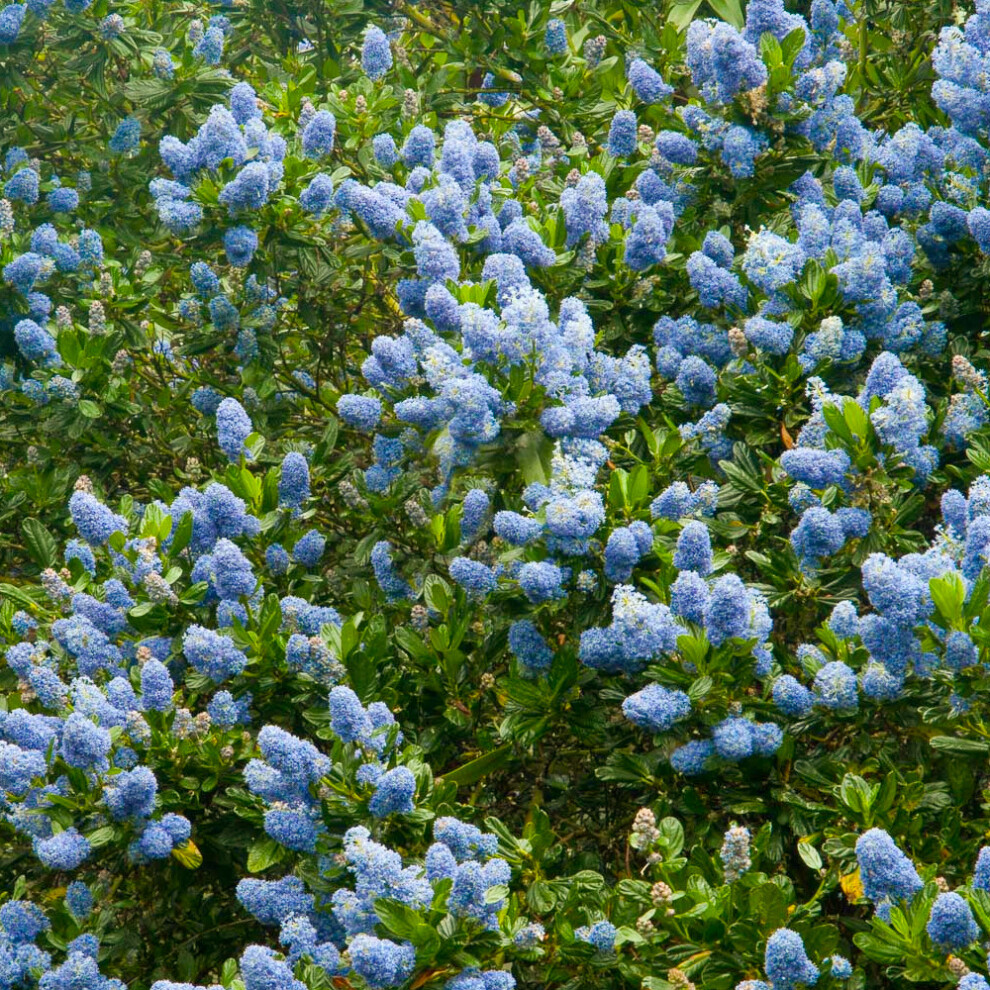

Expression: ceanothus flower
xmin=721 ymin=826 xmax=752 ymax=883
xmin=622 ymin=684 xmax=691 ymax=733
xmin=763 ymin=929 xmax=818 ymax=990
xmin=518 ymin=561 xmax=565 ymax=603
xmin=371 ymin=541 xmax=412 ymax=600
xmin=402 ymin=125 xmax=435 ymax=169
xmin=686 ymin=19 xmax=767 ymax=102
xmin=449 ymin=557 xmax=498 ymax=598
xmin=742 ymin=231 xmax=806 ymax=293
xmin=368 ymin=766 xmax=416 ymax=818
xmin=0 ymin=3 xmax=26 ymax=43
xmin=576 ymin=920 xmax=616 ymax=954
xmin=278 ymin=452 xmax=310 ymax=509
xmin=68 ymin=491 xmax=127 ymax=546
xmin=230 ymin=82 xmax=261 ymax=124
xmin=194 ymin=25 xmax=225 ymax=64
xmin=216 ymin=397 xmax=253 ymax=462
xmin=361 ymin=26 xmax=392 ymax=81
xmin=624 ymin=203 xmax=673 ymax=270
xmin=703 ymin=574 xmax=750 ymax=646
xmin=926 ymin=892 xmax=979 ymax=951
xmin=337 ymin=394 xmax=382 ymax=431
xmin=673 ymin=521 xmax=713 ymax=575
xmin=301 ymin=110 xmax=336 ymax=160
xmin=560 ymin=172 xmax=609 ymax=248
xmin=224 ymin=226 xmax=258 ymax=267
xmin=544 ymin=17 xmax=567 ymax=54
xmin=14 ymin=319 xmax=59 ymax=367
xmin=293 ymin=530 xmax=326 ymax=568
xmin=109 ymin=116 xmax=141 ymax=154
xmin=855 ymin=828 xmax=922 ymax=906
xmin=373 ymin=133 xmax=399 ymax=167
xmin=675 ymin=356 xmax=717 ymax=407
xmin=607 ymin=110 xmax=638 ymax=158
xmin=239 ymin=945 xmax=305 ymax=990
xmin=712 ymin=717 xmax=755 ymax=761
xmin=65 ymin=882 xmax=93 ymax=919
xmin=182 ymin=625 xmax=248 ymax=683
xmin=48 ymin=186 xmax=79 ymax=213
xmin=603 ymin=521 xmax=652 ymax=582
xmin=772 ymin=675 xmax=814 ymax=717
xmin=34 ymin=829 xmax=91 ymax=870
xmin=300 ymin=173 xmax=334 ymax=215
xmin=627 ymin=58 xmax=673 ymax=102
xmin=218 ymin=162 xmax=271 ymax=214
xmin=508 ymin=619 xmax=553 ymax=674
xmin=460 ymin=489 xmax=490 ymax=540
xmin=348 ymin=936 xmax=415 ymax=989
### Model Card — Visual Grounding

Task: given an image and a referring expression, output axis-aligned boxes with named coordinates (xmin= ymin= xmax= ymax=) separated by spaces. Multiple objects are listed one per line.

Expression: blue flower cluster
xmin=773 ymin=471 xmax=990 ymax=716
xmin=234 ymin=816 xmax=516 ymax=989
xmin=0 ymin=415 xmax=351 ymax=873
xmin=0 ymin=899 xmax=122 ymax=990
xmin=0 ymin=161 xmax=107 ymax=405
xmin=152 ymin=84 xmax=285 ymax=236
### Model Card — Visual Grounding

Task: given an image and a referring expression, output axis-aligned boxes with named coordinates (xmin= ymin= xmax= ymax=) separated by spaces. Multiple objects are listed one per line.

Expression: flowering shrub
xmin=6 ymin=0 xmax=990 ymax=988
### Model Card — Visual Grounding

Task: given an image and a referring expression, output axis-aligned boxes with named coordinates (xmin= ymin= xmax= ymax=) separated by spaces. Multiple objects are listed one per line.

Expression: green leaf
xmin=527 ymin=879 xmax=557 ymax=913
xmin=0 ymin=583 xmax=40 ymax=610
xmin=86 ymin=826 xmax=116 ymax=848
xmin=78 ymin=399 xmax=102 ymax=419
xmin=374 ymin=898 xmax=423 ymax=939
xmin=484 ymin=883 xmax=509 ymax=904
xmin=706 ymin=0 xmax=743 ymax=28
xmin=246 ymin=837 xmax=285 ymax=872
xmin=779 ymin=26 xmax=808 ymax=67
xmin=171 ymin=839 xmax=203 ymax=869
xmin=688 ymin=674 xmax=713 ymax=701
xmin=930 ymin=572 xmax=966 ymax=624
xmin=842 ymin=396 xmax=871 ymax=438
xmin=657 ymin=817 xmax=684 ymax=858
xmin=759 ymin=32 xmax=784 ymax=69
xmin=220 ymin=959 xmax=239 ymax=988
xmin=822 ymin=400 xmax=853 ymax=443
xmin=797 ymin=839 xmax=823 ymax=870
xmin=839 ymin=774 xmax=875 ymax=816
xmin=22 ymin=519 xmax=58 ymax=569
xmin=441 ymin=745 xmax=512 ymax=786
xmin=627 ymin=464 xmax=650 ymax=506
xmin=677 ymin=632 xmax=709 ymax=668
xmin=749 ymin=881 xmax=789 ymax=929
xmin=595 ymin=751 xmax=659 ymax=785
xmin=667 ymin=0 xmax=704 ymax=30
xmin=423 ymin=574 xmax=452 ymax=614
xmin=516 ymin=429 xmax=552 ymax=486
xmin=168 ymin=511 xmax=194 ymax=560
xmin=321 ymin=414 xmax=339 ymax=456
xmin=929 ymin=735 xmax=990 ymax=755
xmin=853 ymin=932 xmax=904 ymax=964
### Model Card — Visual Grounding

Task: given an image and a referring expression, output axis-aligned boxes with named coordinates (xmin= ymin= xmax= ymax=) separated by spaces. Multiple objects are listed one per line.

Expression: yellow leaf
xmin=171 ymin=839 xmax=203 ymax=869
xmin=840 ymin=869 xmax=864 ymax=902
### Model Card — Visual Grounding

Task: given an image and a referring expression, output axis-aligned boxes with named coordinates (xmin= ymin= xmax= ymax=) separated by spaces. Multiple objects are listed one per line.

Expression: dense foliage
xmin=6 ymin=0 xmax=990 ymax=988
